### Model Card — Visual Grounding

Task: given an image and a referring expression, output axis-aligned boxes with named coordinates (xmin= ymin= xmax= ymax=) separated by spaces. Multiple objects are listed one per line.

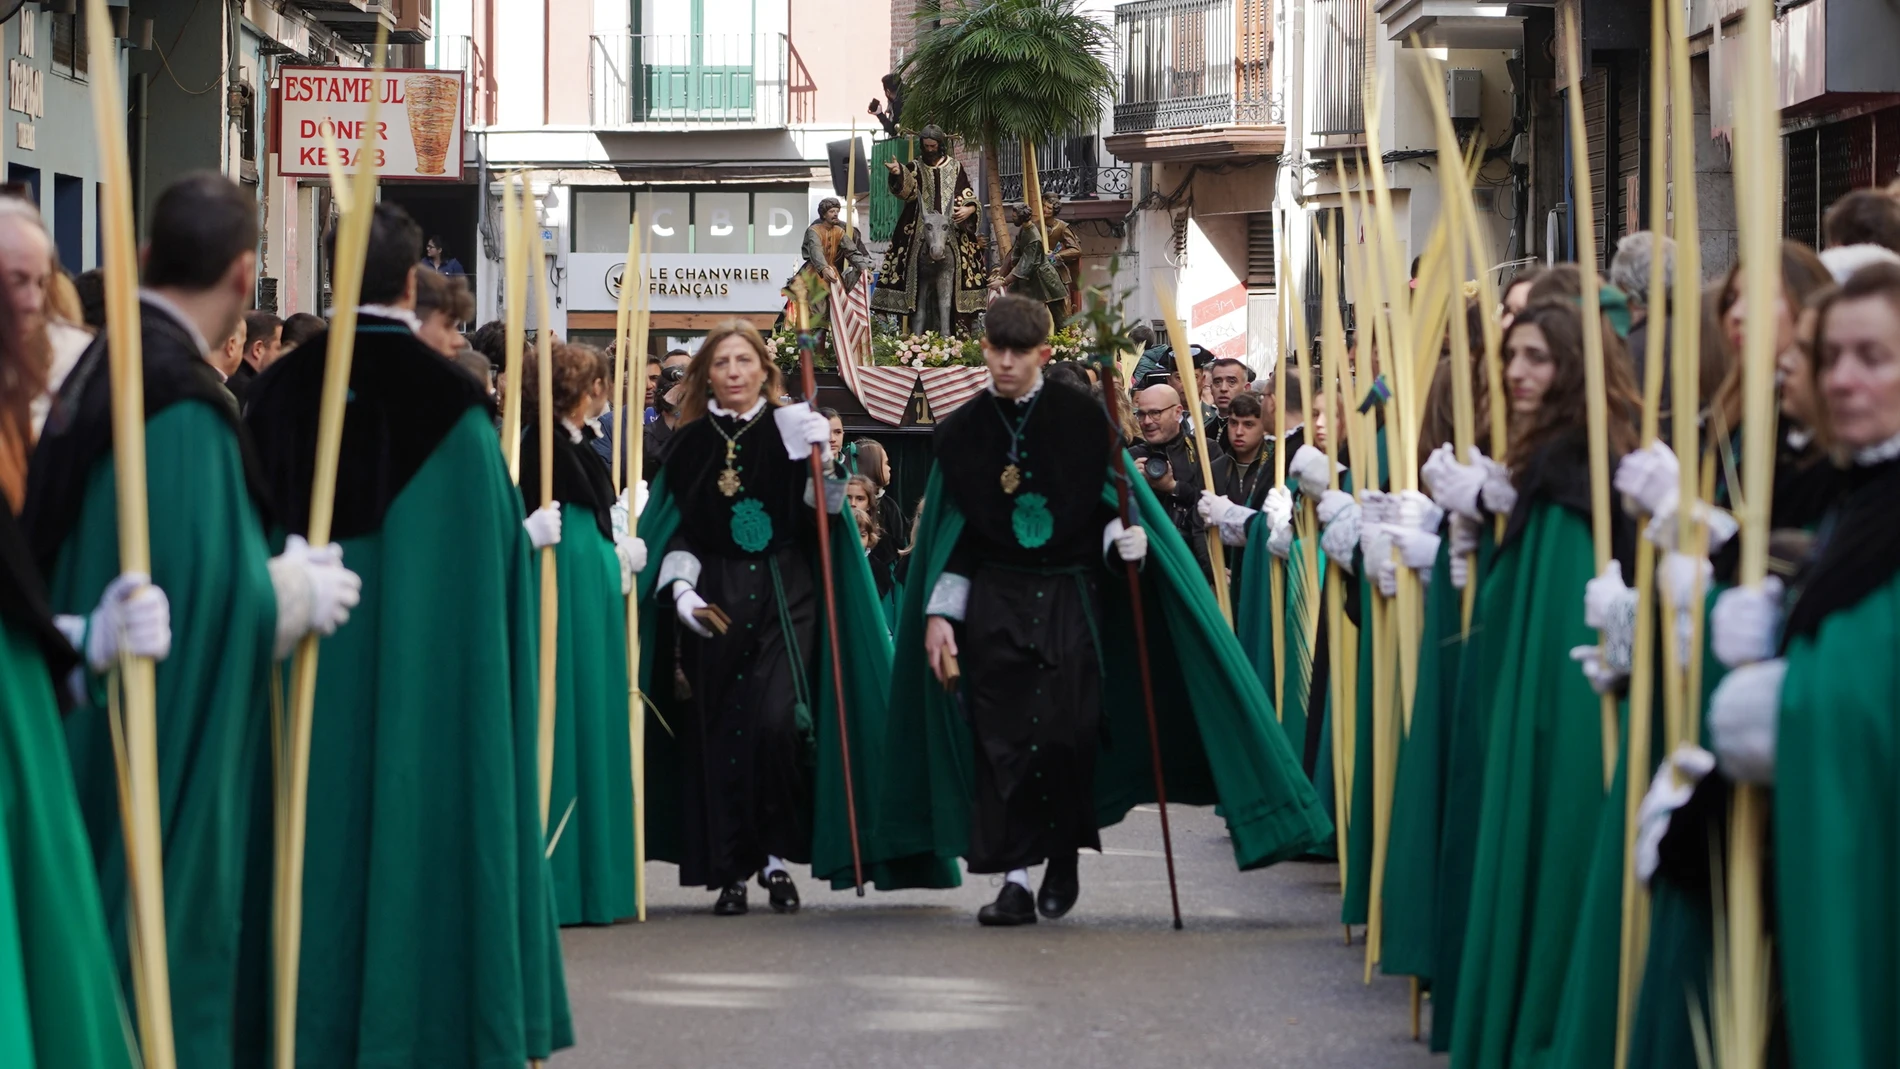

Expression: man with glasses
xmin=1128 ymin=383 xmax=1211 ymax=581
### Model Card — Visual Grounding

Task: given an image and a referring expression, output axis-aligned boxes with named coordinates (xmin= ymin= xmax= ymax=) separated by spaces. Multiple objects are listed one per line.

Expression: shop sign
xmin=275 ymin=66 xmax=465 ymax=181
xmin=569 ymin=253 xmax=801 ymax=313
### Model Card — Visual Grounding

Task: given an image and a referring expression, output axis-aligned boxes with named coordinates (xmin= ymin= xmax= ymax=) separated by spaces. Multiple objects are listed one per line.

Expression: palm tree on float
xmin=898 ymin=0 xmax=1115 ymax=260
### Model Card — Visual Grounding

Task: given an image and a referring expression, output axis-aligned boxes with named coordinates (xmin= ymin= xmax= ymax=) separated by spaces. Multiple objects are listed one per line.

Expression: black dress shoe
xmin=977 ymin=881 xmax=1037 ymax=927
xmin=758 ymin=870 xmax=800 ymax=914
xmin=1037 ymin=853 xmax=1080 ymax=919
xmin=713 ymin=881 xmax=748 ymax=916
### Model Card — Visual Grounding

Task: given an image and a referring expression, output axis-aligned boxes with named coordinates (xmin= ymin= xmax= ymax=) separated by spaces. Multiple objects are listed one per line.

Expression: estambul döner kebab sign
xmin=274 ymin=66 xmax=467 ymax=181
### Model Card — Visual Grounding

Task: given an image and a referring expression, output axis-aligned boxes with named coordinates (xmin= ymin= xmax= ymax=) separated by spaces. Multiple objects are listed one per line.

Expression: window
xmin=51 ymin=11 xmax=86 ymax=81
xmin=575 ymin=188 xmax=811 ymax=254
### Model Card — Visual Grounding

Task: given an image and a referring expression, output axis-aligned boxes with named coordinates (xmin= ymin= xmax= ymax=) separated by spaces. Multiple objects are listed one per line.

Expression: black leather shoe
xmin=977 ymin=881 xmax=1037 ymax=927
xmin=713 ymin=881 xmax=748 ymax=916
xmin=1037 ymin=853 xmax=1080 ymax=919
xmin=758 ymin=870 xmax=800 ymax=914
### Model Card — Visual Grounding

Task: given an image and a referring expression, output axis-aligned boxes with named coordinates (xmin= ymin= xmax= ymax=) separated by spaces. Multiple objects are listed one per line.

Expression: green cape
xmin=289 ymin=410 xmax=573 ymax=1064
xmin=46 ymin=401 xmax=278 ymax=1068
xmin=1449 ymin=502 xmax=1613 ymax=1069
xmin=542 ymin=503 xmax=636 ymax=925
xmin=634 ymin=472 xmax=957 ymax=891
xmin=871 ymin=458 xmax=1332 ymax=877
xmin=0 ymin=620 xmax=136 ymax=1068
xmin=1775 ymin=570 xmax=1900 ymax=1067
xmin=1235 ymin=506 xmax=1326 ymax=778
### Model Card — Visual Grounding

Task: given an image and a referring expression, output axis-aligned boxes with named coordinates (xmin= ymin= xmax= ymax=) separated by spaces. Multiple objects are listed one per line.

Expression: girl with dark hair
xmin=1444 ymin=296 xmax=1641 ymax=1065
xmin=517 ymin=341 xmax=647 ymax=926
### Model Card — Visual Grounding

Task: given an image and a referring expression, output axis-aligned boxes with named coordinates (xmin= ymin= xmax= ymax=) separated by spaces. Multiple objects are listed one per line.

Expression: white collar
xmin=990 ymin=370 xmax=1044 ymax=405
xmin=137 ymin=289 xmax=211 ymax=357
xmin=359 ymin=304 xmax=423 ymax=334
xmin=1853 ymin=430 xmax=1900 ymax=467
xmin=709 ymin=396 xmax=768 ymax=421
xmin=560 ymin=417 xmax=584 ymax=444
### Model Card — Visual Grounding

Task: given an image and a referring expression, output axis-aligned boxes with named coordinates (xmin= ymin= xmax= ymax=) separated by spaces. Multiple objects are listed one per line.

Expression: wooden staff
xmin=501 ymin=175 xmax=529 ymax=484
xmin=1154 ymin=277 xmax=1233 ymax=626
xmin=1098 ymin=343 xmax=1186 ymax=930
xmin=85 ymin=0 xmax=174 ymax=1062
xmin=1722 ymin=0 xmax=1779 ymax=1059
xmin=272 ymin=30 xmax=388 ymax=1069
xmin=528 ymin=195 xmax=560 ymax=831
xmin=791 ymin=283 xmax=865 ymax=893
xmin=1611 ymin=7 xmax=1674 ymax=1063
xmin=1561 ymin=5 xmax=1620 ymax=791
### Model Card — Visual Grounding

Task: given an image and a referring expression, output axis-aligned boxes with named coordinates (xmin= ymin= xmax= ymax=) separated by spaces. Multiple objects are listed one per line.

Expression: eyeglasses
xmin=1135 ymin=405 xmax=1180 ymax=421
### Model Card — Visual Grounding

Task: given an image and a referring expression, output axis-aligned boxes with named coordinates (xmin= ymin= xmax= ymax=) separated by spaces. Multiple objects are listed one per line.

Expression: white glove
xmin=1635 ymin=744 xmax=1717 ymax=885
xmin=1570 ymin=644 xmax=1624 ymax=695
xmin=673 ymin=583 xmax=714 ymax=638
xmin=268 ymin=536 xmax=364 ymax=660
xmin=1357 ymin=490 xmax=1394 ymax=566
xmin=1645 ymin=501 xmax=1740 ymax=555
xmin=1107 ymin=519 xmax=1148 ymax=563
xmin=773 ymin=401 xmax=832 ymax=462
xmin=1583 ymin=560 xmax=1635 ymax=632
xmin=1391 ymin=488 xmax=1444 ymax=534
xmin=1657 ymin=552 xmax=1713 ymax=665
xmin=1266 ymin=517 xmax=1294 ymax=559
xmin=1708 ymin=657 xmax=1786 ymax=785
xmin=1199 ymin=492 xmax=1252 ymax=547
xmin=1261 ymin=485 xmax=1294 ymax=532
xmin=614 ymin=535 xmax=647 ymax=595
xmin=1289 ymin=444 xmax=1340 ymax=499
xmin=524 ymin=504 xmax=563 ymax=549
xmin=1422 ymin=443 xmax=1488 ymax=521
xmin=610 ymin=480 xmax=650 ymax=539
xmin=1319 ymin=497 xmax=1363 ymax=572
xmin=1447 ymin=514 xmax=1480 ymax=590
xmin=1316 ymin=488 xmax=1358 ymax=526
xmin=1392 ymin=527 xmax=1441 ymax=572
xmin=66 ymin=572 xmax=173 ymax=672
xmin=1710 ymin=577 xmax=1784 ymax=669
xmin=1477 ymin=450 xmax=1517 ymax=516
xmin=1614 ymin=440 xmax=1681 ymax=519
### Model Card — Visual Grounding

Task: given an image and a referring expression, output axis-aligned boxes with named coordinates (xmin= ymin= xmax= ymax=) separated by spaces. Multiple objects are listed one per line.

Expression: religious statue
xmin=871 ymin=124 xmax=988 ymax=335
xmin=1001 ymin=203 xmax=1068 ymax=328
xmin=781 ymin=198 xmax=870 ymax=344
xmin=1042 ymin=199 xmax=1082 ymax=318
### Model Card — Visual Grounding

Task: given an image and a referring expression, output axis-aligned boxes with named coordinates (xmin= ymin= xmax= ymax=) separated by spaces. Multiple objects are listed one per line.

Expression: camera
xmin=1142 ymin=454 xmax=1171 ymax=482
xmin=657 ymin=365 xmax=689 ymax=411
xmin=1136 ymin=369 xmax=1172 ymax=391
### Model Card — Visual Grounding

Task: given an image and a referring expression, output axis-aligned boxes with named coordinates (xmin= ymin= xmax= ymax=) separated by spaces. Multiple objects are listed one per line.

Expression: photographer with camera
xmin=639 ymin=361 xmax=688 ymax=481
xmin=1128 ymin=382 xmax=1212 ymax=581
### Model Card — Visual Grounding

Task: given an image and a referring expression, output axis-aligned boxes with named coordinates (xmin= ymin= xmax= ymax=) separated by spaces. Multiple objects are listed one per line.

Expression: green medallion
xmin=1011 ymin=492 xmax=1054 ymax=548
xmin=731 ymin=497 xmax=774 ymax=553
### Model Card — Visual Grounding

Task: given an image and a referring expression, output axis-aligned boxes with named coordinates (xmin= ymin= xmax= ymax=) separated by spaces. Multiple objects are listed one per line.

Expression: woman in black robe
xmin=653 ymin=320 xmax=836 ymax=915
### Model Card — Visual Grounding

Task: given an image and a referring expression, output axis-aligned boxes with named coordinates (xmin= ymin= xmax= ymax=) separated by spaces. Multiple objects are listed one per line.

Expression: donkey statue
xmin=910 ymin=210 xmax=958 ymax=337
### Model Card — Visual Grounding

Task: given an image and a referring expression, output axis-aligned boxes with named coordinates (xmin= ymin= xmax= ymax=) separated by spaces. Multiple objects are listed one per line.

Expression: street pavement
xmin=558 ymin=804 xmax=1440 ymax=1069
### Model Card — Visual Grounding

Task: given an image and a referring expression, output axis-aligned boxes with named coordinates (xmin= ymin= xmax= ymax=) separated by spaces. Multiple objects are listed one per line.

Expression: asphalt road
xmin=556 ymin=804 xmax=1439 ymax=1069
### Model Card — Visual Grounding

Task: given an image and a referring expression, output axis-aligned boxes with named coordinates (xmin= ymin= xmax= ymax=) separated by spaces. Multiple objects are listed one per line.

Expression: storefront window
xmin=694 ymin=191 xmax=750 ymax=255
xmin=635 ymin=191 xmax=691 ymax=253
xmin=753 ymin=191 xmax=807 ymax=255
xmin=573 ymin=191 xmax=632 ymax=253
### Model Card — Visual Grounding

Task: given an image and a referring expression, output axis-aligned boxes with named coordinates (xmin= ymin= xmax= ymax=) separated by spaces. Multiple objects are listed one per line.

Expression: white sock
xmin=1005 ymin=868 xmax=1030 ymax=889
xmin=763 ymin=855 xmax=788 ymax=878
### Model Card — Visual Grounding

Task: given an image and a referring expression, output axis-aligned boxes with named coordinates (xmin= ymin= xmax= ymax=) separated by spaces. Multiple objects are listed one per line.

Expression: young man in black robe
xmin=922 ymin=294 xmax=1149 ymax=926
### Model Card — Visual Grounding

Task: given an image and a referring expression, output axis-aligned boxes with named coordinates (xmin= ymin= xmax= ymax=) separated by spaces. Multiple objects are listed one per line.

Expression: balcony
xmin=997 ymin=137 xmax=1133 ymax=202
xmin=1373 ymin=0 xmax=1523 ymax=49
xmin=1310 ymin=0 xmax=1370 ymax=143
xmin=1107 ymin=0 xmax=1282 ymax=162
xmin=438 ymin=35 xmax=495 ymax=127
xmin=588 ymin=33 xmax=811 ymax=129
xmin=302 ymin=0 xmax=431 ymax=45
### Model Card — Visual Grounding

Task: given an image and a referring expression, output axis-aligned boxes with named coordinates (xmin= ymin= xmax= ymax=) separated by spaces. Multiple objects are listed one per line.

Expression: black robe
xmin=660 ymin=408 xmax=820 ymax=888
xmin=933 ymin=381 xmax=1118 ymax=871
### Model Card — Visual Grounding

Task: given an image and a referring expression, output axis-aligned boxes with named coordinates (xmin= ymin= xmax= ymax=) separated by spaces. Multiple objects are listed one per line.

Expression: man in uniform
xmin=872 ymin=125 xmax=988 ymax=333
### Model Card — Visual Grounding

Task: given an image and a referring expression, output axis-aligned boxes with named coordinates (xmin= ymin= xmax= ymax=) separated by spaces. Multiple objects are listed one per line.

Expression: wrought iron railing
xmin=1310 ymin=0 xmax=1370 ymax=137
xmin=588 ymin=32 xmax=794 ymax=126
xmin=1113 ymin=0 xmax=1278 ymax=134
xmin=997 ymin=136 xmax=1133 ymax=201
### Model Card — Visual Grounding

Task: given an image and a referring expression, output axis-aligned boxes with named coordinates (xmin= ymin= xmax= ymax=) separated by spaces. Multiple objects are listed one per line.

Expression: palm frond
xmin=898 ymin=0 xmax=1114 ymax=149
